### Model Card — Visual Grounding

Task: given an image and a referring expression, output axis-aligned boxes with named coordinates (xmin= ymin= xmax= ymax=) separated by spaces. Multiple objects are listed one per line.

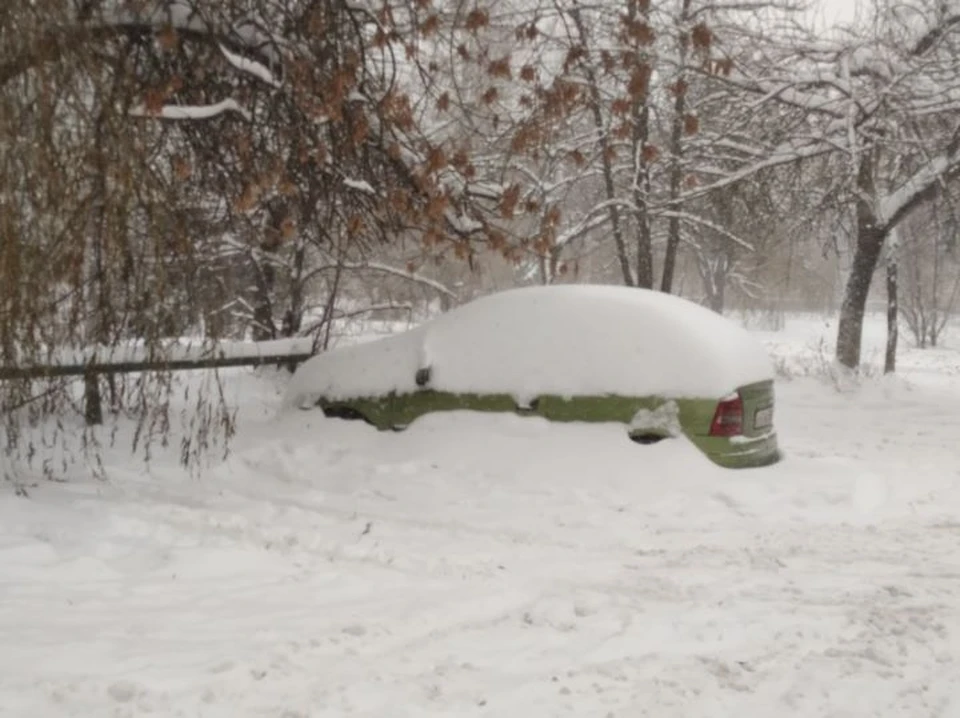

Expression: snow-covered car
xmin=286 ymin=284 xmax=780 ymax=468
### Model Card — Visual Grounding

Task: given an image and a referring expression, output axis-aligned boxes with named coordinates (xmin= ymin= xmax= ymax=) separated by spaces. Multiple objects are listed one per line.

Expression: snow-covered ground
xmin=3 ymin=313 xmax=960 ymax=717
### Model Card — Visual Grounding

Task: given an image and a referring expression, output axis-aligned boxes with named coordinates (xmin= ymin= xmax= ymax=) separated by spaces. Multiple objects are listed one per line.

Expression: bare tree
xmin=899 ymin=197 xmax=960 ymax=348
xmin=716 ymin=0 xmax=960 ymax=369
xmin=0 ymin=0 xmax=511 ymax=476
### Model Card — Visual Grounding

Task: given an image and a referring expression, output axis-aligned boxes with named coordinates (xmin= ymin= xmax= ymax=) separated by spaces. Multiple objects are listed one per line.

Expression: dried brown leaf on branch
xmin=420 ymin=14 xmax=440 ymax=36
xmin=601 ymin=51 xmax=617 ymax=74
xmin=628 ymin=63 xmax=652 ymax=98
xmin=563 ymin=46 xmax=586 ymax=72
xmin=157 ymin=25 xmax=179 ymax=51
xmin=513 ymin=22 xmax=539 ymax=41
xmin=465 ymin=8 xmax=489 ymax=32
xmin=377 ymin=4 xmax=395 ymax=26
xmin=425 ymin=145 xmax=447 ymax=173
xmin=542 ymin=80 xmax=581 ymax=118
xmin=511 ymin=122 xmax=542 ymax=154
xmin=712 ymin=57 xmax=734 ymax=76
xmin=347 ymin=214 xmax=366 ymax=237
xmin=451 ymin=149 xmax=470 ymax=170
xmin=423 ymin=225 xmax=444 ymax=246
xmin=280 ymin=217 xmax=297 ymax=240
xmin=488 ymin=57 xmax=512 ymax=80
xmin=621 ymin=17 xmax=655 ymax=45
xmin=233 ymin=183 xmax=261 ymax=213
xmin=171 ymin=155 xmax=192 ymax=180
xmin=482 ymin=231 xmax=503 ymax=254
xmin=499 ymin=185 xmax=521 ymax=219
xmin=143 ymin=88 xmax=167 ymax=115
xmin=426 ymin=192 xmax=448 ymax=221
xmin=544 ymin=205 xmax=561 ymax=228
xmin=691 ymin=22 xmax=713 ymax=51
xmin=389 ymin=188 xmax=414 ymax=216
xmin=533 ymin=236 xmax=554 ymax=255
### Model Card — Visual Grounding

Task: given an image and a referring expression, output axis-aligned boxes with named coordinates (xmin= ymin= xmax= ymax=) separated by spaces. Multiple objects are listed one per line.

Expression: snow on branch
xmin=130 ymin=98 xmax=251 ymax=121
xmin=343 ymin=178 xmax=377 ymax=195
xmin=0 ymin=2 xmax=283 ymax=88
xmin=313 ymin=262 xmax=458 ymax=300
xmin=662 ymin=211 xmax=755 ymax=252
xmin=911 ymin=13 xmax=960 ymax=56
xmin=218 ymin=43 xmax=281 ymax=88
xmin=443 ymin=210 xmax=485 ymax=235
xmin=0 ymin=338 xmax=317 ymax=380
xmin=357 ymin=262 xmax=458 ymax=299
xmin=101 ymin=2 xmax=281 ymax=67
xmin=723 ymin=73 xmax=846 ymax=120
xmin=554 ymin=212 xmax=610 ymax=249
xmin=678 ymin=140 xmax=834 ymax=203
xmin=878 ymin=128 xmax=960 ymax=229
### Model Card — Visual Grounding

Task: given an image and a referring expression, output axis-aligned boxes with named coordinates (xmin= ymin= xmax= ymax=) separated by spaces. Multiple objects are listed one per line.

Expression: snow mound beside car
xmin=286 ymin=285 xmax=774 ymax=407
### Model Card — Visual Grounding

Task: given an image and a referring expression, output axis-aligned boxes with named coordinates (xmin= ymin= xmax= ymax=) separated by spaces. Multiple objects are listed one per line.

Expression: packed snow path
xmin=3 ymin=330 xmax=960 ymax=716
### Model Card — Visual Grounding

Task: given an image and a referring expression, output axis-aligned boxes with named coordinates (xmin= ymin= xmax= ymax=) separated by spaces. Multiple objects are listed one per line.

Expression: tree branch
xmin=0 ymin=8 xmax=281 ymax=88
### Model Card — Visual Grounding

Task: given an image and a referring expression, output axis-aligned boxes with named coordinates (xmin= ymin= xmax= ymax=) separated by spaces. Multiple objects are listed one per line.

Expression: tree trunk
xmin=629 ymin=0 xmax=656 ymax=289
xmin=837 ymin=151 xmax=886 ymax=370
xmin=707 ymin=279 xmax=725 ymax=313
xmin=633 ymin=108 xmax=654 ymax=289
xmin=251 ymin=269 xmax=276 ymax=341
xmin=710 ymin=260 xmax=727 ymax=313
xmin=885 ymin=250 xmax=898 ymax=374
xmin=569 ymin=6 xmax=633 ymax=286
xmin=83 ymin=374 xmax=103 ymax=426
xmin=837 ymin=221 xmax=886 ymax=368
xmin=660 ymin=0 xmax=692 ymax=294
xmin=251 ymin=254 xmax=277 ymax=341
xmin=698 ymin=254 xmax=728 ymax=314
xmin=84 ymin=111 xmax=111 ymax=426
xmin=282 ymin=243 xmax=306 ymax=338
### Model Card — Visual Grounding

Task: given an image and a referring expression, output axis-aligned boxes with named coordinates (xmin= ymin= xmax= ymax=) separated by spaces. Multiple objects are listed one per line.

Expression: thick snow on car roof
xmin=287 ymin=285 xmax=774 ymax=406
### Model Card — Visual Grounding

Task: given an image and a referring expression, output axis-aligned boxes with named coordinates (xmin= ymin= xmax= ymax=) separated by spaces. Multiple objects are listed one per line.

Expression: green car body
xmin=290 ymin=285 xmax=781 ymax=469
xmin=314 ymin=379 xmax=779 ymax=469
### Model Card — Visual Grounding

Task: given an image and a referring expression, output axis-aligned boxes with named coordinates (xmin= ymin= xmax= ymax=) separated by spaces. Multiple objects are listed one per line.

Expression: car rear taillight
xmin=709 ymin=393 xmax=743 ymax=437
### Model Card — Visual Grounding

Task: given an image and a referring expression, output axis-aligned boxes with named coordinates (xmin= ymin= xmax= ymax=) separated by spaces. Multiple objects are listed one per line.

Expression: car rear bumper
xmin=693 ymin=431 xmax=782 ymax=469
